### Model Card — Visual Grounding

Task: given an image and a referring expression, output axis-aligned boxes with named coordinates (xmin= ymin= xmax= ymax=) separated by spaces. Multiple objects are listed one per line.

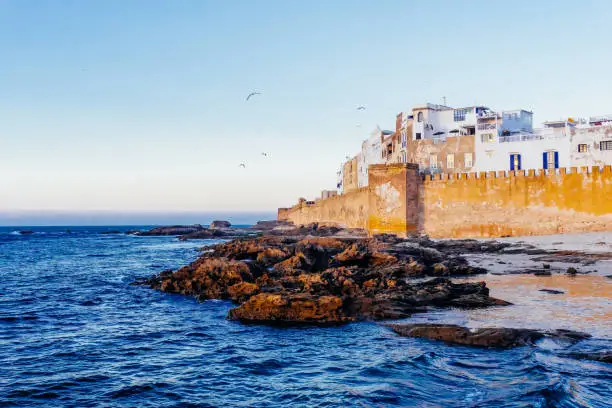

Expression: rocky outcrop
xmin=178 ymin=229 xmax=229 ymax=240
xmin=210 ymin=220 xmax=231 ymax=229
xmin=138 ymin=232 xmax=509 ymax=325
xmin=134 ymin=224 xmax=205 ymax=236
xmin=387 ymin=323 xmax=591 ymax=348
xmin=228 ymin=293 xmax=352 ymax=325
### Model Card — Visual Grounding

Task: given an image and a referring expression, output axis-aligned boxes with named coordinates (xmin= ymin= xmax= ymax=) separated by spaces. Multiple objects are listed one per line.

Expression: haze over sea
xmin=1 ymin=226 xmax=611 ymax=407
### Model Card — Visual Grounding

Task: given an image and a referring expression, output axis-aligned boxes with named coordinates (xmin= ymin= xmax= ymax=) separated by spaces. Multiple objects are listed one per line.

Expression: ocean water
xmin=1 ymin=227 xmax=611 ymax=407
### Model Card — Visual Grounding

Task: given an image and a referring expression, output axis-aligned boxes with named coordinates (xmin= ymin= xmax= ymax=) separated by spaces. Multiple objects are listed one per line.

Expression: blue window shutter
xmin=543 ymin=152 xmax=548 ymax=169
xmin=510 ymin=155 xmax=514 ymax=171
xmin=518 ymin=154 xmax=522 ymax=170
xmin=554 ymin=151 xmax=559 ymax=168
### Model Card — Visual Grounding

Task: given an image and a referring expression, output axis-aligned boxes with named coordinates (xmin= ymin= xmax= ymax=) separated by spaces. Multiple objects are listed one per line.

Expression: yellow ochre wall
xmin=279 ymin=165 xmax=612 ymax=238
xmin=278 ymin=187 xmax=370 ymax=230
xmin=423 ymin=166 xmax=612 ymax=238
xmin=278 ymin=164 xmax=419 ymax=237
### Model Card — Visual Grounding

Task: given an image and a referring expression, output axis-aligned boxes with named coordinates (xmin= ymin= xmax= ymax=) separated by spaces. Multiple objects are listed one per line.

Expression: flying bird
xmin=246 ymin=92 xmax=261 ymax=101
xmin=356 ymin=106 xmax=366 ymax=111
xmin=261 ymin=152 xmax=269 ymax=157
xmin=239 ymin=163 xmax=246 ymax=168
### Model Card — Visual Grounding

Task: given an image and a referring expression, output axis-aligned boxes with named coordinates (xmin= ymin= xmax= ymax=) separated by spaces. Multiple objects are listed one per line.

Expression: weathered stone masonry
xmin=278 ymin=164 xmax=612 ymax=238
xmin=278 ymin=164 xmax=420 ymax=237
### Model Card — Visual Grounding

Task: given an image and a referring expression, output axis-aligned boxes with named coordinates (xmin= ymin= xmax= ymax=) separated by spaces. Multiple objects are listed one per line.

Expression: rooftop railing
xmin=499 ymin=130 xmax=566 ymax=143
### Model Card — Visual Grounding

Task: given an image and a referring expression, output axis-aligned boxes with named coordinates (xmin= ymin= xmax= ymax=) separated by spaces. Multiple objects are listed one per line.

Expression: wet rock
xmin=539 ymin=288 xmax=565 ymax=295
xmin=18 ymin=230 xmax=34 ymax=235
xmin=178 ymin=229 xmax=228 ymax=240
xmin=227 ymin=293 xmax=353 ymax=325
xmin=387 ymin=324 xmax=544 ymax=348
xmin=568 ymin=351 xmax=612 ymax=364
xmin=227 ymin=282 xmax=259 ymax=303
xmin=138 ymin=230 xmax=512 ymax=325
xmin=567 ymin=267 xmax=578 ymax=275
xmin=210 ymin=220 xmax=231 ymax=229
xmin=100 ymin=230 xmax=122 ymax=235
xmin=250 ymin=220 xmax=294 ymax=230
xmin=296 ymin=237 xmax=346 ymax=270
xmin=256 ymin=248 xmax=290 ymax=266
xmin=533 ymin=270 xmax=552 ymax=276
xmin=387 ymin=324 xmax=590 ymax=348
xmin=136 ymin=224 xmax=205 ymax=236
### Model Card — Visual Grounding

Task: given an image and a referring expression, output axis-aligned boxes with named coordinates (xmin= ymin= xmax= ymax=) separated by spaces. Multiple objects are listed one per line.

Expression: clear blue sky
xmin=1 ymin=0 xmax=611 ymax=222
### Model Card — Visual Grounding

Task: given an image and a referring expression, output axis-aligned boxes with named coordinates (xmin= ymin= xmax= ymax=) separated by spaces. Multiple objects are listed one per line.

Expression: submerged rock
xmin=387 ymin=323 xmax=590 ymax=348
xmin=568 ymin=351 xmax=612 ymax=364
xmin=539 ymin=288 xmax=565 ymax=295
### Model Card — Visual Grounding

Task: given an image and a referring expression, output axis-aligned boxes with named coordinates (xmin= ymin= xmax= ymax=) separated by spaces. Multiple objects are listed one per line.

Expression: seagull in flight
xmin=261 ymin=152 xmax=269 ymax=157
xmin=239 ymin=163 xmax=246 ymax=168
xmin=356 ymin=106 xmax=366 ymax=111
xmin=246 ymin=92 xmax=261 ymax=101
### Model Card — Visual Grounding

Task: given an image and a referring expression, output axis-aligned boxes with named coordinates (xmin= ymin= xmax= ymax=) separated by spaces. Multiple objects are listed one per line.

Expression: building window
xmin=481 ymin=133 xmax=496 ymax=143
xmin=578 ymin=144 xmax=588 ymax=153
xmin=429 ymin=154 xmax=437 ymax=169
xmin=417 ymin=112 xmax=423 ymax=122
xmin=600 ymin=140 xmax=612 ymax=151
xmin=416 ymin=132 xmax=422 ymax=140
xmin=447 ymin=154 xmax=454 ymax=169
xmin=454 ymin=109 xmax=468 ymax=122
xmin=543 ymin=151 xmax=558 ymax=169
xmin=402 ymin=151 xmax=407 ymax=163
xmin=464 ymin=153 xmax=473 ymax=168
xmin=510 ymin=153 xmax=521 ymax=171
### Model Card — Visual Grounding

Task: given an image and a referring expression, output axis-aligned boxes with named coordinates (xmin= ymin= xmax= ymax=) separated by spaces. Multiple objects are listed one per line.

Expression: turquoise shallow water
xmin=1 ymin=227 xmax=611 ymax=407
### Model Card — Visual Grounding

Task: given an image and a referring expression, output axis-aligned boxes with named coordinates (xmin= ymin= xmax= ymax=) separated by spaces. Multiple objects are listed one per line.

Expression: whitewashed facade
xmin=473 ymin=115 xmax=612 ymax=172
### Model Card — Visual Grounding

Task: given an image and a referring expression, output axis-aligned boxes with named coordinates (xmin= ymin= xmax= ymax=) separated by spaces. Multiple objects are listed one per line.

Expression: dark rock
xmin=543 ymin=264 xmax=551 ymax=269
xmin=137 ymin=232 xmax=511 ymax=325
xmin=18 ymin=230 xmax=34 ymax=235
xmin=387 ymin=324 xmax=590 ymax=348
xmin=227 ymin=293 xmax=353 ymax=325
xmin=567 ymin=267 xmax=578 ymax=275
xmin=135 ymin=224 xmax=204 ymax=236
xmin=100 ymin=230 xmax=122 ymax=235
xmin=568 ymin=351 xmax=612 ymax=363
xmin=533 ymin=270 xmax=552 ymax=276
xmin=210 ymin=220 xmax=231 ymax=229
xmin=250 ymin=220 xmax=294 ymax=230
xmin=539 ymin=288 xmax=565 ymax=295
xmin=178 ymin=229 xmax=227 ymax=240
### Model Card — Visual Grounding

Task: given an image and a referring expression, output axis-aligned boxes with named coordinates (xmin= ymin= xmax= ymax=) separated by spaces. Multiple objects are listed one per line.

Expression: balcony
xmin=499 ymin=133 xmax=543 ymax=143
xmin=477 ymin=123 xmax=497 ymax=131
xmin=477 ymin=112 xmax=498 ymax=120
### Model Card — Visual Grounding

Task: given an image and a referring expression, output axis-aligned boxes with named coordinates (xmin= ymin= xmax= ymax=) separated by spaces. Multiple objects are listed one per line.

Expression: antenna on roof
xmin=443 ymin=96 xmax=447 ymax=106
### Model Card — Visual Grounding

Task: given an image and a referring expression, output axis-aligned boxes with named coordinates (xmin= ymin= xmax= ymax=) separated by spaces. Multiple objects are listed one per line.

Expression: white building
xmin=473 ymin=113 xmax=612 ymax=172
xmin=412 ymin=104 xmax=496 ymax=142
xmin=357 ymin=129 xmax=383 ymax=188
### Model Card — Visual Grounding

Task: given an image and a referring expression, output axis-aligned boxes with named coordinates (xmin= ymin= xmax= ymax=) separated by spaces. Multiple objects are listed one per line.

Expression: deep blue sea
xmin=1 ymin=227 xmax=611 ymax=407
